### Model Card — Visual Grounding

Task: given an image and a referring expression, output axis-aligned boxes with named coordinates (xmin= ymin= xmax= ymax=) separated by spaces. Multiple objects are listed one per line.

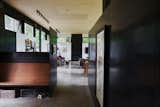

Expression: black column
xmin=71 ymin=34 xmax=82 ymax=61
xmin=0 ymin=2 xmax=4 ymax=30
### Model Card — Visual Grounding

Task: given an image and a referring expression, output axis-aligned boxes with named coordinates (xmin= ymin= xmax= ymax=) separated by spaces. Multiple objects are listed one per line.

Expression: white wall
xmin=96 ymin=30 xmax=104 ymax=107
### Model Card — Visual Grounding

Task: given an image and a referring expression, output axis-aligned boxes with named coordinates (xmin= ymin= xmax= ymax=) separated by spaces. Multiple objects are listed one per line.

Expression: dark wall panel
xmin=49 ymin=28 xmax=57 ymax=96
xmin=103 ymin=0 xmax=111 ymax=12
xmin=0 ymin=30 xmax=16 ymax=52
xmin=71 ymin=34 xmax=82 ymax=61
xmin=109 ymin=17 xmax=160 ymax=107
xmin=104 ymin=26 xmax=111 ymax=107
xmin=88 ymin=35 xmax=98 ymax=106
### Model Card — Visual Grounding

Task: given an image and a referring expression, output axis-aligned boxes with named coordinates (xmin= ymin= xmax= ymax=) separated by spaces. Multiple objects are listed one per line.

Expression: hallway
xmin=0 ymin=62 xmax=94 ymax=107
xmin=1 ymin=0 xmax=159 ymax=107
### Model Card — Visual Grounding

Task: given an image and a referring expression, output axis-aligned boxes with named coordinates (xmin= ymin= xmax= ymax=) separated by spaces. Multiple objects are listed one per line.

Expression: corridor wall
xmin=88 ymin=35 xmax=98 ymax=106
xmin=0 ymin=29 xmax=16 ymax=52
xmin=109 ymin=15 xmax=160 ymax=107
xmin=96 ymin=30 xmax=104 ymax=107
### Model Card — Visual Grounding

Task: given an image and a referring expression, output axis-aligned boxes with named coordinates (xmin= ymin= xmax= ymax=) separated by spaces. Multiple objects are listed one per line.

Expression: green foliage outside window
xmin=83 ymin=37 xmax=89 ymax=43
xmin=50 ymin=36 xmax=57 ymax=44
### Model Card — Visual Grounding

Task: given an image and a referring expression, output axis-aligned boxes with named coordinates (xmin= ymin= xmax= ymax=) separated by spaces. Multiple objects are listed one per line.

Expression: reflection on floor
xmin=57 ymin=62 xmax=88 ymax=86
xmin=0 ymin=61 xmax=94 ymax=107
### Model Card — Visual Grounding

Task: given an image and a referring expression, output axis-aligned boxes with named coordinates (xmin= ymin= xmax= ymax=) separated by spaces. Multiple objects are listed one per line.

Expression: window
xmin=90 ymin=37 xmax=96 ymax=44
xmin=4 ymin=15 xmax=21 ymax=32
xmin=35 ymin=29 xmax=40 ymax=52
xmin=41 ymin=31 xmax=46 ymax=41
xmin=66 ymin=37 xmax=71 ymax=42
xmin=41 ymin=31 xmax=46 ymax=52
xmin=47 ymin=34 xmax=50 ymax=52
xmin=57 ymin=37 xmax=66 ymax=43
xmin=24 ymin=23 xmax=33 ymax=37
xmin=57 ymin=37 xmax=71 ymax=43
xmin=47 ymin=34 xmax=50 ymax=41
xmin=83 ymin=37 xmax=89 ymax=43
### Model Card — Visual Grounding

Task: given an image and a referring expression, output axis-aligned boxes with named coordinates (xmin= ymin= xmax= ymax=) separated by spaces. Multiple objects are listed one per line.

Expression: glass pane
xmin=47 ymin=34 xmax=50 ymax=41
xmin=83 ymin=37 xmax=89 ymax=43
xmin=41 ymin=31 xmax=45 ymax=40
xmin=57 ymin=37 xmax=71 ymax=43
xmin=66 ymin=37 xmax=71 ymax=42
xmin=5 ymin=15 xmax=21 ymax=32
xmin=35 ymin=29 xmax=40 ymax=52
xmin=41 ymin=31 xmax=46 ymax=52
xmin=25 ymin=23 xmax=33 ymax=37
xmin=47 ymin=34 xmax=50 ymax=52
xmin=90 ymin=37 xmax=96 ymax=44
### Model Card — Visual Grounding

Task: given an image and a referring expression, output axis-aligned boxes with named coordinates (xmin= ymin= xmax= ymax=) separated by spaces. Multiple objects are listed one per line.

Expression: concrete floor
xmin=57 ymin=63 xmax=88 ymax=86
xmin=0 ymin=62 xmax=94 ymax=107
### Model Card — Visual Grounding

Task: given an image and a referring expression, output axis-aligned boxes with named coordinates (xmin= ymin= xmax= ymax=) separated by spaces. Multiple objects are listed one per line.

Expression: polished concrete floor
xmin=57 ymin=62 xmax=88 ymax=86
xmin=0 ymin=62 xmax=94 ymax=107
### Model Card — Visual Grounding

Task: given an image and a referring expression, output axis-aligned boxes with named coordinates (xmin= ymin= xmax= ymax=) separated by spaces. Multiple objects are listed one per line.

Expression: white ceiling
xmin=4 ymin=0 xmax=102 ymax=34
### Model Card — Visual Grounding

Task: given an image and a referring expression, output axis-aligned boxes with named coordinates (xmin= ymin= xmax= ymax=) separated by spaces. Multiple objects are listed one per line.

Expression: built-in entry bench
xmin=0 ymin=52 xmax=51 ymax=98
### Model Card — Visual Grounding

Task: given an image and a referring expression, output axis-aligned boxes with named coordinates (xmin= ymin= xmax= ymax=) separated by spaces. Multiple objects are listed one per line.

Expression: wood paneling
xmin=0 ymin=63 xmax=50 ymax=86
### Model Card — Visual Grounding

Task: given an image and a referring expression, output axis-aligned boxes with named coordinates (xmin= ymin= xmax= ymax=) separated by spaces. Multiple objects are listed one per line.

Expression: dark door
xmin=71 ymin=34 xmax=82 ymax=61
xmin=104 ymin=25 xmax=111 ymax=107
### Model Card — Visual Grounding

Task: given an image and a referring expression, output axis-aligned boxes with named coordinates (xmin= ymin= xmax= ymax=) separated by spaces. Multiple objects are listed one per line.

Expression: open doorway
xmin=56 ymin=34 xmax=89 ymax=86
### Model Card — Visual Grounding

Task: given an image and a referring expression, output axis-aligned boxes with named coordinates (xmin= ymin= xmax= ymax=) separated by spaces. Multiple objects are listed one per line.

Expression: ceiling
xmin=4 ymin=0 xmax=102 ymax=34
